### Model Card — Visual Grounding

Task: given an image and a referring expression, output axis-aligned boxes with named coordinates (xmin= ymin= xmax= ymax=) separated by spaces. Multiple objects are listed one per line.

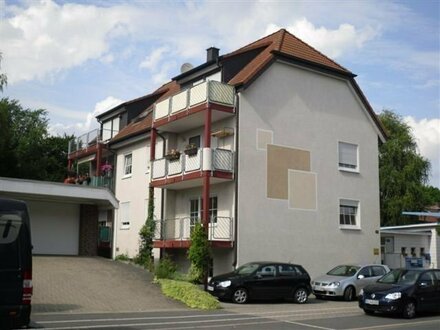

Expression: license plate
xmin=365 ymin=299 xmax=379 ymax=305
xmin=313 ymin=285 xmax=322 ymax=290
xmin=207 ymin=285 xmax=214 ymax=292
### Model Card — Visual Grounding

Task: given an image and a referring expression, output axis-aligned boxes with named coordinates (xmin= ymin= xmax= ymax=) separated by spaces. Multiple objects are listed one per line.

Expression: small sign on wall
xmin=373 ymin=248 xmax=380 ymax=256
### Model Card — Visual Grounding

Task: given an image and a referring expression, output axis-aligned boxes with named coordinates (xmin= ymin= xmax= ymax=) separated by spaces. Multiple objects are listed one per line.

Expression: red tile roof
xmin=108 ymin=29 xmax=386 ymax=144
xmin=226 ymin=29 xmax=351 ymax=86
xmin=109 ymin=81 xmax=180 ymax=143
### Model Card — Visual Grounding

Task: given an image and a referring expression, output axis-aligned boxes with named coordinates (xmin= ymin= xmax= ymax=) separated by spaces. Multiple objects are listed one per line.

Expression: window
xmin=190 ymin=199 xmax=200 ymax=221
xmin=190 ymin=196 xmax=218 ymax=223
xmin=257 ymin=265 xmax=276 ymax=277
xmin=358 ymin=267 xmax=371 ymax=278
xmin=124 ymin=154 xmax=132 ymax=176
xmin=410 ymin=247 xmax=416 ymax=257
xmin=420 ymin=247 xmax=425 ymax=257
xmin=401 ymin=247 xmax=407 ymax=256
xmin=372 ymin=266 xmax=387 ymax=276
xmin=339 ymin=199 xmax=360 ymax=228
xmin=189 ymin=135 xmax=201 ymax=149
xmin=120 ymin=202 xmax=130 ymax=230
xmin=338 ymin=142 xmax=358 ymax=171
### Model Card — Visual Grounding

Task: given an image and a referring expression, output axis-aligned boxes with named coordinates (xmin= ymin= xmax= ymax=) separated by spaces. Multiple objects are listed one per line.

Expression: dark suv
xmin=0 ymin=198 xmax=33 ymax=329
xmin=208 ymin=262 xmax=312 ymax=304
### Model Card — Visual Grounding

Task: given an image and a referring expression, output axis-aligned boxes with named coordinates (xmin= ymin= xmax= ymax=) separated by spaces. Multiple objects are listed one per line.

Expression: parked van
xmin=0 ymin=198 xmax=33 ymax=328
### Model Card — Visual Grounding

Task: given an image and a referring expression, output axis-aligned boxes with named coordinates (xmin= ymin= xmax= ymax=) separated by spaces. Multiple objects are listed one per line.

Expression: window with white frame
xmin=339 ymin=199 xmax=360 ymax=228
xmin=338 ymin=142 xmax=358 ymax=171
xmin=124 ymin=153 xmax=132 ymax=176
xmin=190 ymin=196 xmax=218 ymax=223
xmin=120 ymin=202 xmax=130 ymax=230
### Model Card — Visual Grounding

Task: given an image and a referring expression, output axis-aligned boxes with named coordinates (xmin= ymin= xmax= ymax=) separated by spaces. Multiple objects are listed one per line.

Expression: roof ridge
xmin=223 ymin=29 xmax=284 ymax=58
xmin=276 ymin=28 xmax=287 ymax=52
xmin=283 ymin=29 xmax=350 ymax=72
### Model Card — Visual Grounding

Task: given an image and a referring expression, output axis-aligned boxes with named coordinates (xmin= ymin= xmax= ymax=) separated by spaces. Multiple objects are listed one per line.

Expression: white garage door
xmin=27 ymin=200 xmax=80 ymax=255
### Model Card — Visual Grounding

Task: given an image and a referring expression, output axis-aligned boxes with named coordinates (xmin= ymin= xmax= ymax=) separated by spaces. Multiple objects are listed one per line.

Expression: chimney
xmin=206 ymin=47 xmax=219 ymax=62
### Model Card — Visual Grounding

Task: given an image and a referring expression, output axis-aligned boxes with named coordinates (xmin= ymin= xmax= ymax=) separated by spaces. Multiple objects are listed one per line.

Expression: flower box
xmin=184 ymin=143 xmax=198 ymax=156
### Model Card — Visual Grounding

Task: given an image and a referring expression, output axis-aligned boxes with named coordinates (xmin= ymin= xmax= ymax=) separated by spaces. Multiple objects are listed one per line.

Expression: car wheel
xmin=293 ymin=287 xmax=308 ymax=304
xmin=343 ymin=286 xmax=355 ymax=301
xmin=402 ymin=300 xmax=416 ymax=319
xmin=232 ymin=288 xmax=248 ymax=304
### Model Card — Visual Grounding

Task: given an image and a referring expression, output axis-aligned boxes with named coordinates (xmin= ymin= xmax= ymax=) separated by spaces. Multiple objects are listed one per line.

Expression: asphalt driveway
xmin=32 ymin=256 xmax=186 ymax=314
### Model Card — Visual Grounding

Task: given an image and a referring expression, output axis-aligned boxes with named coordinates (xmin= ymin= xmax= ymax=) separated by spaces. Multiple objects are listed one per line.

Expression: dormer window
xmin=102 ymin=117 xmax=120 ymax=141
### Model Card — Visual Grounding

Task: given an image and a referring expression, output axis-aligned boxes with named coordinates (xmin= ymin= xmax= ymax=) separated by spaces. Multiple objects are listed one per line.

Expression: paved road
xmin=31 ymin=305 xmax=440 ymax=329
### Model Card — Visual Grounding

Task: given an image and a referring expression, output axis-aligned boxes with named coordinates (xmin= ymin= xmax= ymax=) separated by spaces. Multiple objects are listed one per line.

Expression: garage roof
xmin=0 ymin=177 xmax=118 ymax=209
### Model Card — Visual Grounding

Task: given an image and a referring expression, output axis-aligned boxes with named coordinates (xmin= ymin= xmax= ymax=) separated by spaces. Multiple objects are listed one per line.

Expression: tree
xmin=0 ymin=52 xmax=7 ymax=92
xmin=188 ymin=223 xmax=211 ymax=286
xmin=136 ymin=187 xmax=156 ymax=270
xmin=0 ymin=98 xmax=70 ymax=182
xmin=379 ymin=110 xmax=431 ymax=226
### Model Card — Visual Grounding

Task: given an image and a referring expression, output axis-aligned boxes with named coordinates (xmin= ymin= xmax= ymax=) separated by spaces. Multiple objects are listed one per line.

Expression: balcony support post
xmin=96 ymin=143 xmax=102 ymax=176
xmin=150 ymin=128 xmax=157 ymax=161
xmin=202 ymin=107 xmax=212 ymax=231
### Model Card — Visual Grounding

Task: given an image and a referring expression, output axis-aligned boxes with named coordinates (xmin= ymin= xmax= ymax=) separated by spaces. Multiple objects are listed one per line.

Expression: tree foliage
xmin=0 ymin=53 xmax=7 ymax=92
xmin=379 ymin=110 xmax=432 ymax=226
xmin=136 ymin=187 xmax=156 ymax=270
xmin=0 ymin=98 xmax=72 ymax=181
xmin=188 ymin=223 xmax=211 ymax=284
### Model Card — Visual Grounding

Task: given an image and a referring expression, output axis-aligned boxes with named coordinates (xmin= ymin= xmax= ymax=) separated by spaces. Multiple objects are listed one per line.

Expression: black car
xmin=359 ymin=268 xmax=440 ymax=318
xmin=207 ymin=262 xmax=312 ymax=304
xmin=0 ymin=198 xmax=33 ymax=329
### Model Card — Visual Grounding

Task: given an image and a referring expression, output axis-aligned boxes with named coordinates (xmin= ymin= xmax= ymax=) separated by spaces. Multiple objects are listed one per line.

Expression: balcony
xmin=68 ymin=128 xmax=118 ymax=159
xmin=153 ymin=81 xmax=235 ymax=132
xmin=151 ymin=148 xmax=234 ymax=189
xmin=153 ymin=216 xmax=234 ymax=248
xmin=90 ymin=176 xmax=114 ymax=191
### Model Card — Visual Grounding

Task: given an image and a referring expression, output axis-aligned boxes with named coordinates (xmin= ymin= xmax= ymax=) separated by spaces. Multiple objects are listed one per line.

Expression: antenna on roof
xmin=180 ymin=63 xmax=193 ymax=73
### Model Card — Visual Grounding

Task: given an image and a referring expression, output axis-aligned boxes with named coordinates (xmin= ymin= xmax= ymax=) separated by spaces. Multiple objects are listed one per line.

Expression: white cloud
xmin=48 ymin=96 xmax=123 ymax=136
xmin=139 ymin=47 xmax=169 ymax=70
xmin=405 ymin=116 xmax=440 ymax=188
xmin=0 ymin=0 xmax=138 ymax=83
xmin=268 ymin=18 xmax=378 ymax=59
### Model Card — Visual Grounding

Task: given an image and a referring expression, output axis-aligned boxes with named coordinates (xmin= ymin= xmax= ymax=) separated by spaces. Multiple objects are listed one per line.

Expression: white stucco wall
xmin=114 ymin=138 xmax=163 ymax=257
xmin=237 ymin=61 xmax=382 ymax=278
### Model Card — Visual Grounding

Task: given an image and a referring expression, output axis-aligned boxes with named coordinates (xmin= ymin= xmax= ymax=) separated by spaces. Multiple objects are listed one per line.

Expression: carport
xmin=0 ymin=177 xmax=118 ymax=257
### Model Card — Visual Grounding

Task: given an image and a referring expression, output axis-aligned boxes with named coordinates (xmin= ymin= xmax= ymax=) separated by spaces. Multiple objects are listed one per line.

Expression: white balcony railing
xmin=153 ymin=81 xmax=235 ymax=121
xmin=154 ymin=216 xmax=233 ymax=241
xmin=151 ymin=148 xmax=233 ymax=180
xmin=68 ymin=128 xmax=118 ymax=154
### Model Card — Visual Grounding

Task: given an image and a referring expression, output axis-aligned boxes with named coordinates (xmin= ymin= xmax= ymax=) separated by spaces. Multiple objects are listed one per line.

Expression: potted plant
xmin=100 ymin=163 xmax=113 ymax=177
xmin=165 ymin=149 xmax=181 ymax=161
xmin=184 ymin=143 xmax=198 ymax=156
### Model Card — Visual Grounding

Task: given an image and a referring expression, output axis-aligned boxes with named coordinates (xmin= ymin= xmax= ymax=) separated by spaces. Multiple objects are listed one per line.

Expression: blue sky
xmin=1 ymin=0 xmax=439 ymax=187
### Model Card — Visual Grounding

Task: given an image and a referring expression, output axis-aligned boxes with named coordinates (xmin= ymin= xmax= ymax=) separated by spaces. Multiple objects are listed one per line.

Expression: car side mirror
xmin=357 ymin=274 xmax=365 ymax=279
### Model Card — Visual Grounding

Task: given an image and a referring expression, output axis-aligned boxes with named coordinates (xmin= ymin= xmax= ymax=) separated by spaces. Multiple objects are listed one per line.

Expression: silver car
xmin=311 ymin=264 xmax=390 ymax=301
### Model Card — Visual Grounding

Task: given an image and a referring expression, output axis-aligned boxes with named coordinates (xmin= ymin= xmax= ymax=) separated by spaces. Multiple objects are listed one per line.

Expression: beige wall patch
xmin=267 ymin=144 xmax=311 ymax=199
xmin=288 ymin=170 xmax=317 ymax=210
xmin=257 ymin=129 xmax=273 ymax=150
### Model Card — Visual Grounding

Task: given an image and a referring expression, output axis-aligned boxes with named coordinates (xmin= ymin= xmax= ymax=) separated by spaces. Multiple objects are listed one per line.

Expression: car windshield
xmin=327 ymin=265 xmax=360 ymax=277
xmin=378 ymin=269 xmax=420 ymax=285
xmin=235 ymin=263 xmax=260 ymax=275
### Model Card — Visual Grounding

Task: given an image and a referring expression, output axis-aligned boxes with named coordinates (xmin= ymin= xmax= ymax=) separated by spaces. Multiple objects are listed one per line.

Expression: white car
xmin=311 ymin=264 xmax=390 ymax=301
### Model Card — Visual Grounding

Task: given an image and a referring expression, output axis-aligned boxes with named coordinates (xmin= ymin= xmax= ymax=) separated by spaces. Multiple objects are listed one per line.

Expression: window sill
xmin=120 ymin=227 xmax=130 ymax=230
xmin=339 ymin=226 xmax=361 ymax=231
xmin=339 ymin=167 xmax=359 ymax=174
xmin=122 ymin=174 xmax=132 ymax=180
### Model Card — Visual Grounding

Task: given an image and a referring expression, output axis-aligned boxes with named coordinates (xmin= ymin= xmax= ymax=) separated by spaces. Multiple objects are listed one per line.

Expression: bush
xmin=156 ymin=279 xmax=220 ymax=309
xmin=154 ymin=257 xmax=177 ymax=279
xmin=115 ymin=254 xmax=130 ymax=261
xmin=188 ymin=223 xmax=211 ymax=283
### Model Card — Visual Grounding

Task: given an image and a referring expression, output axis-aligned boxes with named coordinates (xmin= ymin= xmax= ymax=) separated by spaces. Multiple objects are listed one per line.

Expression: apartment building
xmin=67 ymin=29 xmax=386 ymax=277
